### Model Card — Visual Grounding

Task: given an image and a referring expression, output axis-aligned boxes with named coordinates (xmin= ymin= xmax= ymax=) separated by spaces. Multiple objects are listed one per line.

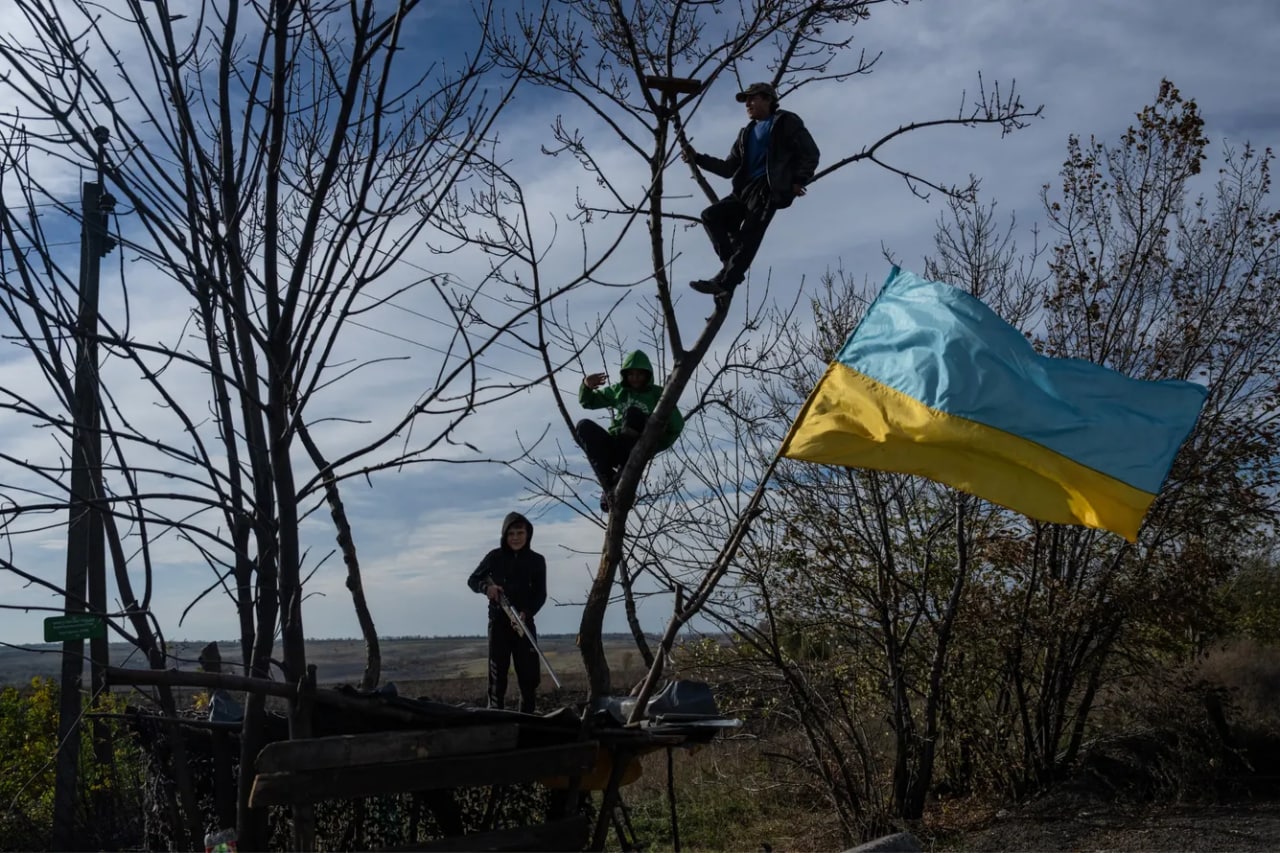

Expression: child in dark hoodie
xmin=577 ymin=350 xmax=684 ymax=512
xmin=466 ymin=512 xmax=547 ymax=713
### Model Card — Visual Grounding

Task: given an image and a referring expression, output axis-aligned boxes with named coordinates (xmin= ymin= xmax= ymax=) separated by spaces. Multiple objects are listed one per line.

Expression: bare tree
xmin=489 ymin=0 xmax=1042 ymax=698
xmin=715 ymin=238 xmax=1032 ymax=831
xmin=982 ymin=80 xmax=1280 ymax=791
xmin=0 ymin=0 xmax=575 ymax=846
xmin=678 ymin=81 xmax=1280 ymax=836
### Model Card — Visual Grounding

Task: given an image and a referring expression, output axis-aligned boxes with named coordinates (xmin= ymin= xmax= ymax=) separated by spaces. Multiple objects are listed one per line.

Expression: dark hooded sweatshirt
xmin=466 ymin=511 xmax=547 ymax=619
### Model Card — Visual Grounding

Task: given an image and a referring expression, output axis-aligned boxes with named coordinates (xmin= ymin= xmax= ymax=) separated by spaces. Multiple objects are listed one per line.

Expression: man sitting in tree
xmin=577 ymin=350 xmax=684 ymax=512
xmin=681 ymin=81 xmax=820 ymax=298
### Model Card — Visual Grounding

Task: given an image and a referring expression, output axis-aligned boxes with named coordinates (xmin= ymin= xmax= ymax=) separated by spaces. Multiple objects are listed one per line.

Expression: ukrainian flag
xmin=780 ymin=267 xmax=1207 ymax=542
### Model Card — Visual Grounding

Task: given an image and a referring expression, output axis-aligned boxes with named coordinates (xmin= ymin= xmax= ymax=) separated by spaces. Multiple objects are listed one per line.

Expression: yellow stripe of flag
xmin=781 ymin=361 xmax=1154 ymax=540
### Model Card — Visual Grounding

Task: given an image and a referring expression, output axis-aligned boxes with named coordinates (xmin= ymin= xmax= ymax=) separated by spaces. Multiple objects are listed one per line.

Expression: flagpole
xmin=626 ymin=449 xmax=785 ymax=724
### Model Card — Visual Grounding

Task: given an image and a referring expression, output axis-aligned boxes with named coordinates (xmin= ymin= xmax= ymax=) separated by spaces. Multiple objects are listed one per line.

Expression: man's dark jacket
xmin=693 ymin=108 xmax=820 ymax=208
xmin=466 ymin=512 xmax=547 ymax=619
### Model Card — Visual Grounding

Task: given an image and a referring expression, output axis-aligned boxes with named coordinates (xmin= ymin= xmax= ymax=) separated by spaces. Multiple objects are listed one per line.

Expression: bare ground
xmin=942 ymin=797 xmax=1280 ymax=852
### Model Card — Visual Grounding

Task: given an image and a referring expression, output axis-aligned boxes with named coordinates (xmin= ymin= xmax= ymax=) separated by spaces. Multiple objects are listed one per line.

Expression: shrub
xmin=0 ymin=676 xmax=146 ymax=850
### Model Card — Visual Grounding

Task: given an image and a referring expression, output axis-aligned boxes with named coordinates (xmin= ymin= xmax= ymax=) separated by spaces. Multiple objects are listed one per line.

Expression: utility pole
xmin=86 ymin=129 xmax=115 ymax=769
xmin=51 ymin=126 xmax=115 ymax=852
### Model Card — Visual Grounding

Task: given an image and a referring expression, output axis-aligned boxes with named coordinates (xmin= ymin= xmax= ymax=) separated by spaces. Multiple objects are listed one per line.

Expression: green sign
xmin=44 ymin=614 xmax=106 ymax=643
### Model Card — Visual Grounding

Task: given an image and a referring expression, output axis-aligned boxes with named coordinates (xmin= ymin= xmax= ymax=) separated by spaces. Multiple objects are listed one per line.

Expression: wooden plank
xmin=642 ymin=74 xmax=703 ymax=95
xmin=250 ymin=741 xmax=598 ymax=807
xmin=105 ymin=665 xmax=297 ymax=698
xmin=255 ymin=724 xmax=519 ymax=774
xmin=389 ymin=815 xmax=590 ymax=852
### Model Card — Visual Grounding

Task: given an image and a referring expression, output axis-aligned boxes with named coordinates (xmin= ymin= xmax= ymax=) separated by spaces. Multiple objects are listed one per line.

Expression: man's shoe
xmin=690 ymin=278 xmax=731 ymax=296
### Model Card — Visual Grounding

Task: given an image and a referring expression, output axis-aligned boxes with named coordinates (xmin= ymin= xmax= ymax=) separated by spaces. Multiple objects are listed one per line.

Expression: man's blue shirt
xmin=745 ymin=116 xmax=774 ymax=180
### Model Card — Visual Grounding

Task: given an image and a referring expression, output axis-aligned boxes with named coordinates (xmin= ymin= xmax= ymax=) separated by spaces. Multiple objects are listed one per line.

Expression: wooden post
xmin=667 ymin=747 xmax=681 ymax=852
xmin=52 ymin=171 xmax=108 ymax=852
xmin=201 ymin=643 xmax=238 ymax=830
xmin=290 ymin=664 xmax=318 ymax=851
xmin=589 ymin=745 xmax=635 ymax=851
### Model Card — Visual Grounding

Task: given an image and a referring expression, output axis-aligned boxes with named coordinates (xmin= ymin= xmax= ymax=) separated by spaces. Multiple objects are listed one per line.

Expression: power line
xmin=5 ymin=187 xmax=594 ymax=390
xmin=1 ymin=244 xmax=548 ymax=386
xmin=344 ymin=317 xmax=538 ymax=385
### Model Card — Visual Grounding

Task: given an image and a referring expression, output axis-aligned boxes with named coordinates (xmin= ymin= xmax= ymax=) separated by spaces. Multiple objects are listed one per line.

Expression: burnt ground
xmin=944 ymin=796 xmax=1280 ymax=852
xmin=936 ymin=733 xmax=1280 ymax=853
xmin=930 ymin=672 xmax=1280 ymax=852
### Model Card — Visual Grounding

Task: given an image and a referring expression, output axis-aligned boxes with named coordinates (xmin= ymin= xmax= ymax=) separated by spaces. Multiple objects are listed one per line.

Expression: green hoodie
xmin=579 ymin=350 xmax=684 ymax=450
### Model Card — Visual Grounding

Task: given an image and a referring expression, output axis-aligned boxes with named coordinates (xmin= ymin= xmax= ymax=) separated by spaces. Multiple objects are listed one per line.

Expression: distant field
xmin=0 ymin=634 xmax=649 ymax=690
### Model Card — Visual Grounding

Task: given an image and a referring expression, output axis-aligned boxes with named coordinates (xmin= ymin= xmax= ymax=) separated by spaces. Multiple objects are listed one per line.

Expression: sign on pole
xmin=44 ymin=614 xmax=106 ymax=643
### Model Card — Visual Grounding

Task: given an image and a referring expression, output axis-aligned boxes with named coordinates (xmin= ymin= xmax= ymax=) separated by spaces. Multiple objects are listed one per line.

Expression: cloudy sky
xmin=1 ymin=0 xmax=1278 ymax=654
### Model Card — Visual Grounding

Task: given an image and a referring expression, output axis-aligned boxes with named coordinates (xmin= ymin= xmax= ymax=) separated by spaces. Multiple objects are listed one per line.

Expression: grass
xmin=603 ymin=640 xmax=1280 ymax=852
xmin=608 ymin=738 xmax=843 ymax=852
xmin=1198 ymin=639 xmax=1280 ymax=724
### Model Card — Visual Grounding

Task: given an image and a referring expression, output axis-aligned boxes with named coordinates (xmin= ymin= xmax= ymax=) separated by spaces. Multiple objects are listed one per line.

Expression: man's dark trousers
xmin=575 ymin=408 xmax=646 ymax=488
xmin=487 ymin=615 xmax=540 ymax=713
xmin=700 ymin=177 xmax=776 ymax=288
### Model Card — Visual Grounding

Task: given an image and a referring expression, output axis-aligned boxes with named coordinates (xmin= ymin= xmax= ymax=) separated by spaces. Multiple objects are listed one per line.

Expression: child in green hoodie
xmin=577 ymin=350 xmax=684 ymax=512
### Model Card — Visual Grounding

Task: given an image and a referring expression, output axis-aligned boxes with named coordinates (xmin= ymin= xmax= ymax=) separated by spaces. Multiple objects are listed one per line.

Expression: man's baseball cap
xmin=735 ymin=82 xmax=778 ymax=102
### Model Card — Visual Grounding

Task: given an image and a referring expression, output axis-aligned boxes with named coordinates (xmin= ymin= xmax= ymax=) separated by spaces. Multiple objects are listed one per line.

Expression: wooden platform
xmin=125 ymin=680 xmax=729 ymax=851
xmin=242 ymin=706 xmax=599 ymax=850
xmin=250 ymin=730 xmax=597 ymax=806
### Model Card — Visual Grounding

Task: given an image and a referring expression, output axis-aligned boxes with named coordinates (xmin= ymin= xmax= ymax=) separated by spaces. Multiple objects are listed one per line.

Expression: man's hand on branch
xmin=584 ymin=372 xmax=608 ymax=390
